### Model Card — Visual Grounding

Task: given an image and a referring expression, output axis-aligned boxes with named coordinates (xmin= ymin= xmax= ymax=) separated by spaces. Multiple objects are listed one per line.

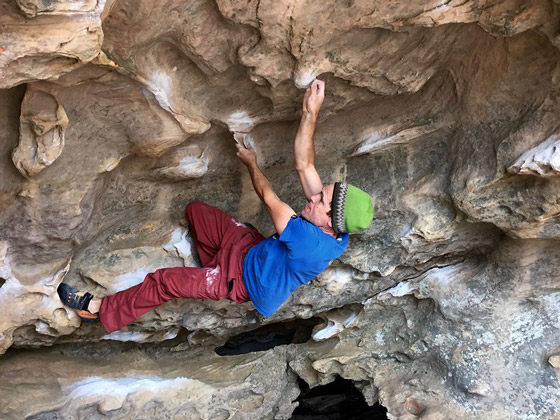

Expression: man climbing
xmin=58 ymin=79 xmax=374 ymax=333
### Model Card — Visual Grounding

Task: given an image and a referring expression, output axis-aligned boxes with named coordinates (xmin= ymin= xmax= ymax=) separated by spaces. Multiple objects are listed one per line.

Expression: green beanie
xmin=331 ymin=182 xmax=374 ymax=234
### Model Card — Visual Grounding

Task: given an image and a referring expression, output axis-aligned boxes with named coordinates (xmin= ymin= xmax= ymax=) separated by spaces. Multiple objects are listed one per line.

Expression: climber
xmin=57 ymin=79 xmax=374 ymax=333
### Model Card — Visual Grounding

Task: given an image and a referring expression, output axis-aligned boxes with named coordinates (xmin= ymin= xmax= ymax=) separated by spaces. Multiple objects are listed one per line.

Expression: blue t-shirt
xmin=243 ymin=216 xmax=349 ymax=316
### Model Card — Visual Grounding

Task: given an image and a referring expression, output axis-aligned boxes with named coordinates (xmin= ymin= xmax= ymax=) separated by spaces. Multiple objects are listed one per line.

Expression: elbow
xmin=294 ymin=162 xmax=313 ymax=173
xmin=262 ymin=189 xmax=279 ymax=205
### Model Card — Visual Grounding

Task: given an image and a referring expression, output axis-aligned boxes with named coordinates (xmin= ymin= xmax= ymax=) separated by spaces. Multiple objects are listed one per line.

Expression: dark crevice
xmin=292 ymin=376 xmax=388 ymax=420
xmin=0 ymin=277 xmax=5 ymax=289
xmin=214 ymin=317 xmax=322 ymax=356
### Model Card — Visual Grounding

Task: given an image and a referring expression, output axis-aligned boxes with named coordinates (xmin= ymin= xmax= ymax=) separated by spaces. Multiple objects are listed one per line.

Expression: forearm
xmin=246 ymin=162 xmax=278 ymax=204
xmin=293 ymin=112 xmax=318 ymax=171
xmin=244 ymin=161 xmax=295 ymax=234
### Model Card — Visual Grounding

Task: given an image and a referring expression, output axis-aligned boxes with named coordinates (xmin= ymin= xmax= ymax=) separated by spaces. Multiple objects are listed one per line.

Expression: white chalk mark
xmin=353 ymin=124 xmax=443 ymax=156
xmin=0 ymin=241 xmax=11 ymax=280
xmin=313 ymin=320 xmax=344 ymax=341
xmin=162 ymin=228 xmax=196 ymax=267
xmin=312 ymin=310 xmax=359 ymax=341
xmin=163 ymin=327 xmax=180 ymax=340
xmin=242 ymin=133 xmax=256 ymax=150
xmin=154 ymin=156 xmax=209 ymax=180
xmin=64 ymin=376 xmax=211 ymax=413
xmin=148 ymin=71 xmax=173 ymax=111
xmin=378 ymin=281 xmax=414 ymax=297
xmin=294 ymin=70 xmax=317 ymax=89
xmin=231 ymin=217 xmax=245 ymax=228
xmin=102 ymin=331 xmax=151 ymax=342
xmin=101 ymin=327 xmax=180 ymax=343
xmin=226 ymin=111 xmax=254 ymax=133
xmin=34 ymin=320 xmax=53 ymax=335
xmin=205 ymin=266 xmax=221 ymax=289
xmin=112 ymin=267 xmax=150 ymax=292
xmin=319 ymin=267 xmax=354 ymax=294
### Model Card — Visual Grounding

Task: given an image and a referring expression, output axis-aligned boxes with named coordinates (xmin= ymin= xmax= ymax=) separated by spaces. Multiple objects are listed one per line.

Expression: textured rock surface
xmin=0 ymin=343 xmax=299 ymax=420
xmin=12 ymin=84 xmax=69 ymax=177
xmin=1 ymin=0 xmax=560 ymax=419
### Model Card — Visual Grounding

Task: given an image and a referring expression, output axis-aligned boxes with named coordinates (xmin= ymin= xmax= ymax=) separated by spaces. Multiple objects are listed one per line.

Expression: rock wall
xmin=1 ymin=0 xmax=560 ymax=419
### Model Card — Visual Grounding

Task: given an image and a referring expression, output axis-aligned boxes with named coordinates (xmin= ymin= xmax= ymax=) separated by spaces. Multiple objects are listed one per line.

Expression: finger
xmin=311 ymin=81 xmax=320 ymax=97
xmin=310 ymin=79 xmax=319 ymax=93
xmin=315 ymin=79 xmax=324 ymax=96
xmin=303 ymin=88 xmax=311 ymax=109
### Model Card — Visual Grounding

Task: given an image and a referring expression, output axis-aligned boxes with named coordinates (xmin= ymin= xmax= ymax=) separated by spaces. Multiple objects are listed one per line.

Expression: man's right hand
xmin=236 ymin=142 xmax=257 ymax=168
xmin=302 ymin=79 xmax=325 ymax=119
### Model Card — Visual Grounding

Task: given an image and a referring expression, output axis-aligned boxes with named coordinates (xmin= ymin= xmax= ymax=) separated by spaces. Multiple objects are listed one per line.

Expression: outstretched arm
xmin=237 ymin=143 xmax=295 ymax=235
xmin=294 ymin=79 xmax=325 ymax=201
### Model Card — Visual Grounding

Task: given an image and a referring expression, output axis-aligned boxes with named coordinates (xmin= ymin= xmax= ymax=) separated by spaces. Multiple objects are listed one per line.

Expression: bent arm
xmin=237 ymin=144 xmax=295 ymax=234
xmin=294 ymin=79 xmax=325 ymax=200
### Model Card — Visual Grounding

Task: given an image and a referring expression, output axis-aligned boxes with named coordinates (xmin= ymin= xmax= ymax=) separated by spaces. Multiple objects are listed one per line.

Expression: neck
xmin=300 ymin=215 xmax=337 ymax=238
xmin=319 ymin=226 xmax=337 ymax=238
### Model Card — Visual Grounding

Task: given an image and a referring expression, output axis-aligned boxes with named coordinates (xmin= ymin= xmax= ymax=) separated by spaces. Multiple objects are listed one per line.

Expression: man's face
xmin=301 ymin=184 xmax=335 ymax=229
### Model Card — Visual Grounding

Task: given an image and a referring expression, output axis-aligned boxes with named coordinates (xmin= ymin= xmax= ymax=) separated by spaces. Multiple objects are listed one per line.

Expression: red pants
xmin=98 ymin=202 xmax=265 ymax=333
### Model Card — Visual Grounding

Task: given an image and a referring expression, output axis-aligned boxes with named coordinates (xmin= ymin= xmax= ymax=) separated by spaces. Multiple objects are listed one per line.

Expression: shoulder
xmin=288 ymin=216 xmax=322 ymax=236
xmin=279 ymin=215 xmax=321 ymax=247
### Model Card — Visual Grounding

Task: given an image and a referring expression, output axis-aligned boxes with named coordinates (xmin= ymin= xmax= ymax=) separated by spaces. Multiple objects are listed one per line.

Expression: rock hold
xmin=508 ymin=134 xmax=560 ymax=177
xmin=405 ymin=397 xmax=425 ymax=416
xmin=548 ymin=355 xmax=560 ymax=368
xmin=12 ymin=86 xmax=69 ymax=178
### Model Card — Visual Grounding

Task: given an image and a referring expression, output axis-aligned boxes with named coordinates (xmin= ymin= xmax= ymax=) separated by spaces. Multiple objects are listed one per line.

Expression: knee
xmin=152 ymin=269 xmax=173 ymax=299
xmin=185 ymin=201 xmax=206 ymax=223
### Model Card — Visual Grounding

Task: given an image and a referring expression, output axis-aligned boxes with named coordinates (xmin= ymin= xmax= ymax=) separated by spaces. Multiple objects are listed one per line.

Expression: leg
xmin=98 ymin=265 xmax=228 ymax=333
xmin=185 ymin=201 xmax=251 ymax=267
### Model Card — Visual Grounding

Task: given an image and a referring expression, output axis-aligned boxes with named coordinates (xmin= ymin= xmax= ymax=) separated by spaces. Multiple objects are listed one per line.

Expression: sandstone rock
xmin=0 ymin=1 xmax=104 ymax=88
xmin=0 ymin=256 xmax=77 ymax=354
xmin=12 ymin=85 xmax=69 ymax=178
xmin=14 ymin=0 xmax=100 ymax=18
xmin=1 ymin=0 xmax=560 ymax=419
xmin=0 ymin=344 xmax=299 ymax=420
